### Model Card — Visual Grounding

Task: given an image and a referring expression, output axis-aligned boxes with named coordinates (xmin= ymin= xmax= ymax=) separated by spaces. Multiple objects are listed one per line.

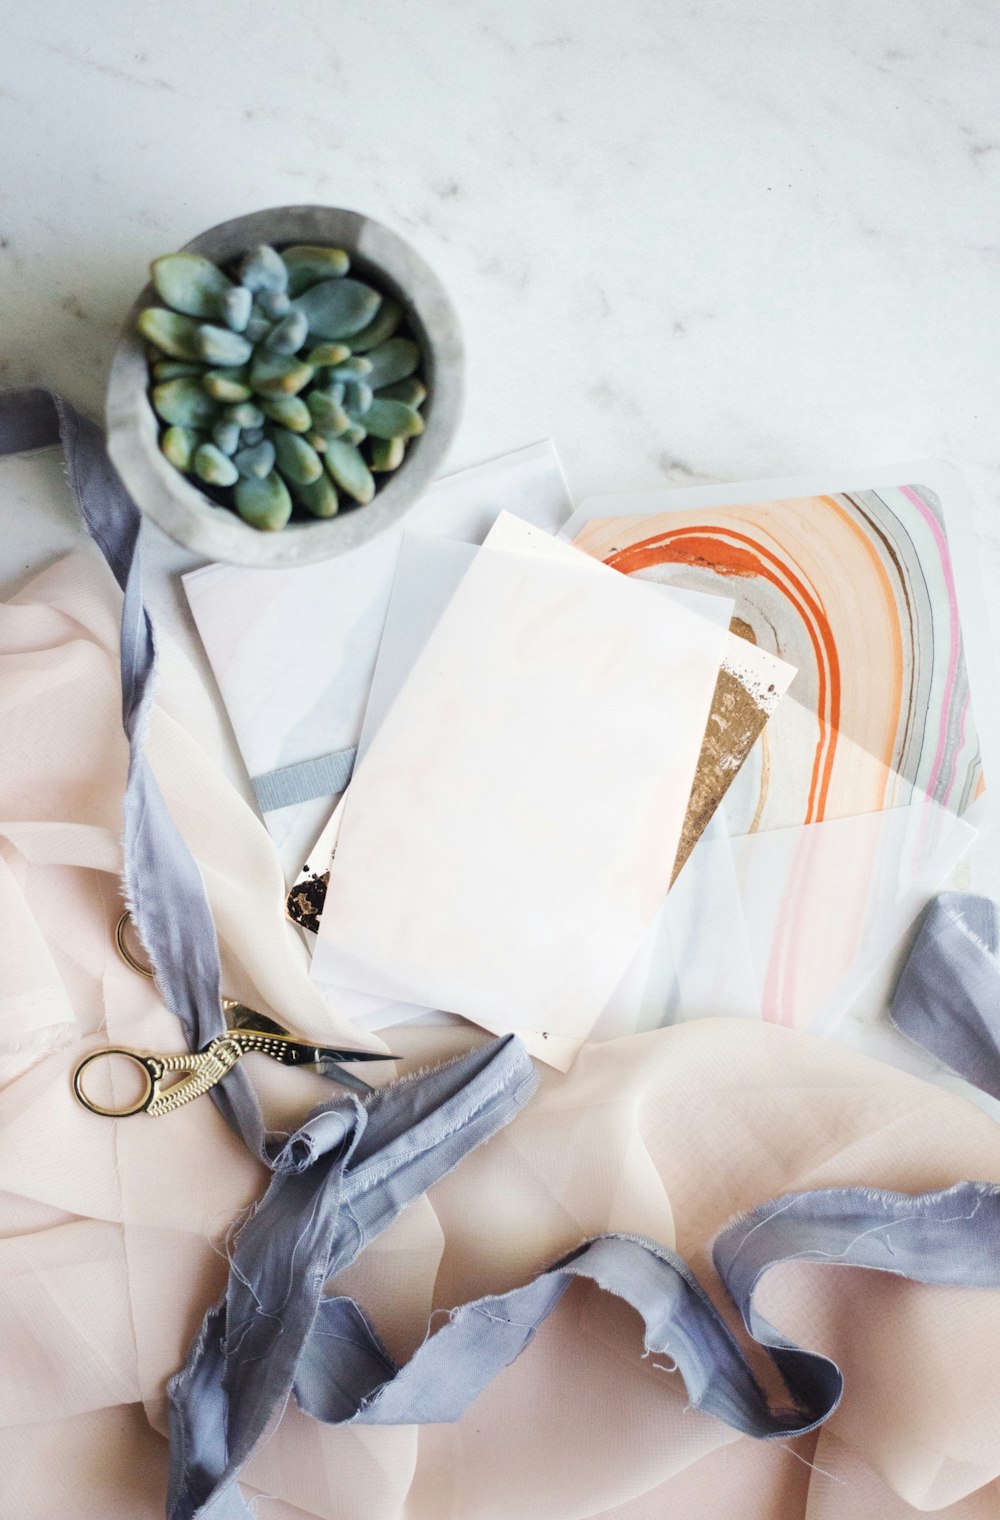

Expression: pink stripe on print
xmin=900 ymin=485 xmax=962 ymax=807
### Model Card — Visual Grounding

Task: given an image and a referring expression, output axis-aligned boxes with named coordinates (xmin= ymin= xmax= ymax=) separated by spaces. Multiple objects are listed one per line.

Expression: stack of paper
xmin=307 ymin=514 xmax=765 ymax=1056
xmin=186 ymin=449 xmax=996 ymax=1071
xmin=184 ymin=441 xmax=574 ymax=874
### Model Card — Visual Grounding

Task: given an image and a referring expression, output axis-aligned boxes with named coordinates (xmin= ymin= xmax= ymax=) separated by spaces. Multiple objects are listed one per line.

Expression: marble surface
xmin=1 ymin=0 xmax=999 ymax=915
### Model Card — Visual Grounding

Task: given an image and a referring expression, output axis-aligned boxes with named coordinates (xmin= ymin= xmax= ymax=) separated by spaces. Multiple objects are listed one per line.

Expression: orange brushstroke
xmin=605 ymin=526 xmax=841 ymax=823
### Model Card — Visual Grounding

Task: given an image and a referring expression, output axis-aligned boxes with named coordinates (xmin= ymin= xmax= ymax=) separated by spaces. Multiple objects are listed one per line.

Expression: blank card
xmin=311 ymin=528 xmax=731 ymax=1039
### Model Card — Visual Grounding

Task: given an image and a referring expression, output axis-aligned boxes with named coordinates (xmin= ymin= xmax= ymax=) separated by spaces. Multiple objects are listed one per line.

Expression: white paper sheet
xmin=306 ymin=524 xmax=751 ymax=1062
xmin=311 ymin=528 xmax=732 ymax=1041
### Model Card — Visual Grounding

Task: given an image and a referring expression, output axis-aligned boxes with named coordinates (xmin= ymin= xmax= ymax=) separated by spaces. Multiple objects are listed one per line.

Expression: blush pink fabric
xmin=3 ymin=528 xmax=1000 ymax=1517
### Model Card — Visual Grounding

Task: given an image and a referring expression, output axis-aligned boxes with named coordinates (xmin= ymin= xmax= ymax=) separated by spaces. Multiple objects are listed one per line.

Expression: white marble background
xmin=1 ymin=0 xmax=999 ymax=919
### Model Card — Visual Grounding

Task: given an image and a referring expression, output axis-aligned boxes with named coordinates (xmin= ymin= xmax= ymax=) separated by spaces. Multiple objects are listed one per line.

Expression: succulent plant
xmin=138 ymin=243 xmax=427 ymax=530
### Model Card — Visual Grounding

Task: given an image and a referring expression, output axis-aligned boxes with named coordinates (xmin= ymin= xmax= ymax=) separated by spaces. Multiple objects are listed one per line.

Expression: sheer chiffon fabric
xmin=3 ymin=476 xmax=1000 ymax=1515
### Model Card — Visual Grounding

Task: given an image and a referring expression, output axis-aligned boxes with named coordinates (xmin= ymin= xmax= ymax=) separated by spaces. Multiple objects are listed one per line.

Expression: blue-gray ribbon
xmin=891 ymin=892 xmax=1000 ymax=1100
xmin=250 ymin=747 xmax=356 ymax=813
xmin=6 ymin=388 xmax=1000 ymax=1520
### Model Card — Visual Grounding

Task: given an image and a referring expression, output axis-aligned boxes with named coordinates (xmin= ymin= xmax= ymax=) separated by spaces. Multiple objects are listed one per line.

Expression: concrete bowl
xmin=106 ymin=205 xmax=463 ymax=567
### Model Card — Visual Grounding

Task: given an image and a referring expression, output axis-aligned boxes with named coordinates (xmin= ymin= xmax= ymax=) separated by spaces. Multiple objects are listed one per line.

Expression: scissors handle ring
xmin=72 ymin=1046 xmax=157 ymax=1117
xmin=115 ymin=911 xmax=155 ymax=980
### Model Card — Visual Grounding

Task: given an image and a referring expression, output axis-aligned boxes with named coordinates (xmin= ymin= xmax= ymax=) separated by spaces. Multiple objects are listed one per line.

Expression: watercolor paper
xmin=310 ymin=532 xmax=731 ymax=1040
xmin=561 ymin=466 xmax=996 ymax=1027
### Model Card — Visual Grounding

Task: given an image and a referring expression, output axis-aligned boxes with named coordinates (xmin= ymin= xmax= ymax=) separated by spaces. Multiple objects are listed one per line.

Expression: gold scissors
xmin=72 ymin=912 xmax=395 ymax=1119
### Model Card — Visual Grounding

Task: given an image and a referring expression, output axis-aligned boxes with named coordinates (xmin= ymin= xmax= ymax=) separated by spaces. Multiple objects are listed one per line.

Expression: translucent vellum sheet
xmin=612 ymin=809 xmax=762 ymax=1033
xmin=730 ymin=789 xmax=977 ymax=1033
xmin=311 ymin=533 xmax=731 ymax=1040
xmin=592 ymin=784 xmax=975 ymax=1044
xmin=588 ymin=809 xmax=761 ymax=1040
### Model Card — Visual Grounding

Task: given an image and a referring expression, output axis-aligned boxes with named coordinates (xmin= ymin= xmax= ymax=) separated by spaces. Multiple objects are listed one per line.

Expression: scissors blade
xmin=225 ymin=1007 xmax=397 ymax=1066
xmin=271 ymin=1040 xmax=397 ymax=1066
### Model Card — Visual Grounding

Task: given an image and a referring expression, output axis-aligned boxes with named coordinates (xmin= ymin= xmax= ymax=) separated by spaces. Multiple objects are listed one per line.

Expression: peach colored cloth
xmin=3 ymin=536 xmax=1000 ymax=1518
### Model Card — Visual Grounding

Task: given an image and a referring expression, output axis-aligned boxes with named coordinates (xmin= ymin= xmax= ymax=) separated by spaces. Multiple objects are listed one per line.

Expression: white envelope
xmin=183 ymin=441 xmax=573 ymax=874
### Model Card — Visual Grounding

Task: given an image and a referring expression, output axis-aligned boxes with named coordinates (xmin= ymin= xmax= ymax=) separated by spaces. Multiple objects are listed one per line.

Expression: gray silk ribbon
xmin=891 ymin=892 xmax=1000 ymax=1100
xmin=250 ymin=747 xmax=356 ymax=812
xmin=6 ymin=388 xmax=1000 ymax=1520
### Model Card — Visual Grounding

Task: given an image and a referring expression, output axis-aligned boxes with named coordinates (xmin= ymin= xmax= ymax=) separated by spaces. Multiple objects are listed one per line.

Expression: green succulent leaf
xmin=193 ymin=442 xmax=240 ymax=487
xmin=203 ymin=366 xmax=253 ymax=402
xmin=305 ymin=342 xmax=351 ymax=368
xmin=152 ymin=377 xmax=220 ymax=428
xmin=342 ymin=422 xmax=367 ymax=445
xmin=151 ymin=253 xmax=233 ymax=320
xmin=160 ymin=425 xmax=203 ymax=471
xmin=195 ymin=324 xmax=254 ymax=368
xmin=257 ymin=289 xmax=291 ymax=319
xmin=326 ymin=358 xmax=373 ymax=385
xmin=343 ymin=380 xmax=374 ymax=416
xmin=292 ymin=278 xmax=382 ymax=341
xmin=259 ymin=394 xmax=312 ymax=432
xmin=212 ymin=420 xmax=241 ymax=456
xmin=264 ymin=309 xmax=309 ymax=355
xmin=239 ymin=245 xmax=289 ymax=295
xmin=306 ymin=389 xmax=350 ymax=437
xmin=269 ymin=428 xmax=324 ymax=484
xmin=347 ymin=296 xmax=403 ymax=351
xmin=363 ymin=398 xmax=424 ymax=440
xmin=250 ymin=352 xmax=314 ymax=396
xmin=369 ymin=436 xmax=406 ymax=472
xmin=281 ymin=245 xmax=351 ymax=296
xmin=234 ymin=471 xmax=293 ymax=531
xmin=363 ymin=339 xmax=420 ymax=389
xmin=221 ymin=285 xmax=253 ymax=333
xmin=341 ymin=355 xmax=373 ymax=373
xmin=292 ymin=471 xmax=340 ymax=518
xmin=323 ymin=438 xmax=375 ymax=504
xmin=240 ymin=426 xmax=265 ymax=446
xmin=245 ymin=313 xmax=272 ymax=344
xmin=224 ymin=401 xmax=264 ymax=429
xmin=377 ymin=376 xmax=427 ymax=407
xmin=234 ymin=439 xmax=276 ymax=479
xmin=152 ymin=360 xmax=204 ymax=381
xmin=138 ymin=307 xmax=204 ymax=361
xmin=306 ymin=429 xmax=328 ymax=453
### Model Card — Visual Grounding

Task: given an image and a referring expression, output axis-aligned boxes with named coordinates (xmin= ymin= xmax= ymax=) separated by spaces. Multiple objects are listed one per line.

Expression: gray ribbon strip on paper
xmin=6 ymin=388 xmax=1000 ymax=1520
xmin=250 ymin=746 xmax=356 ymax=813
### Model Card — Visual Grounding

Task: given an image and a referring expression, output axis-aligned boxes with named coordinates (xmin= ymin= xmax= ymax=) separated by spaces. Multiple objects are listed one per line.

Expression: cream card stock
xmin=310 ymin=527 xmax=731 ymax=1039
